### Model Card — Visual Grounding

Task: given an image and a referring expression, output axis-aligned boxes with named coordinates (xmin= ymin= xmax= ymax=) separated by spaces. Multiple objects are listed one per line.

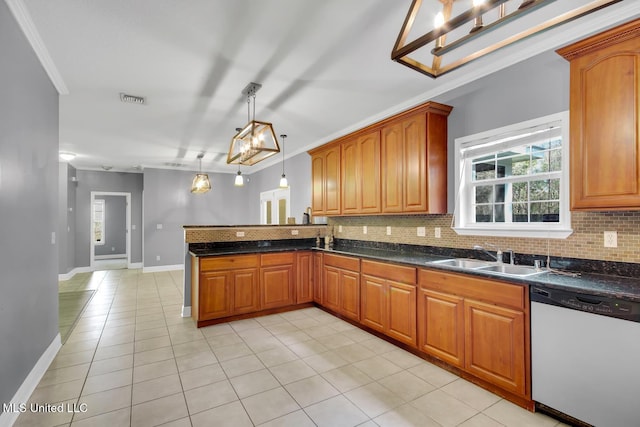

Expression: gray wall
xmin=75 ymin=170 xmax=143 ymax=267
xmin=247 ymin=152 xmax=313 ymax=224
xmin=434 ymin=50 xmax=570 ymax=212
xmin=142 ymin=168 xmax=254 ymax=267
xmin=94 ymin=195 xmax=127 ymax=256
xmin=0 ymin=0 xmax=60 ymax=410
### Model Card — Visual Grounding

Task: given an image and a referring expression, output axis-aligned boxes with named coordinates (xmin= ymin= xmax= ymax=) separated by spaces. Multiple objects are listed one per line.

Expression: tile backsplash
xmin=328 ymin=212 xmax=640 ymax=264
xmin=184 ymin=225 xmax=328 ymax=243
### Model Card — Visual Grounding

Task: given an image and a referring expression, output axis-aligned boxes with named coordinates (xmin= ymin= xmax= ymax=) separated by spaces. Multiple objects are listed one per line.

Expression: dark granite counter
xmin=189 ymin=238 xmax=640 ymax=303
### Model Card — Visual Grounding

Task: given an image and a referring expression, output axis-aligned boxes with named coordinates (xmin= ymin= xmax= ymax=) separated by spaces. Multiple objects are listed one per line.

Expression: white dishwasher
xmin=530 ymin=286 xmax=640 ymax=427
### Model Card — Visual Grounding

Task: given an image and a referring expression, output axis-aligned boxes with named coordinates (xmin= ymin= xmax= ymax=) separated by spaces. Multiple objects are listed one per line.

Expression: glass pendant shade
xmin=279 ymin=174 xmax=288 ymax=188
xmin=227 ymin=120 xmax=280 ymax=166
xmin=191 ymin=173 xmax=211 ymax=194
xmin=234 ymin=171 xmax=244 ymax=186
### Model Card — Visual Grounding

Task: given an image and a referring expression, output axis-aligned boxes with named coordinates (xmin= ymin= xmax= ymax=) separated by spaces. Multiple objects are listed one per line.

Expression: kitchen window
xmin=453 ymin=111 xmax=572 ymax=238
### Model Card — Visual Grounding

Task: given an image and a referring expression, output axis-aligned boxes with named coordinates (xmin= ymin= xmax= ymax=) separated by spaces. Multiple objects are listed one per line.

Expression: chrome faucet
xmin=504 ymin=249 xmax=515 ymax=265
xmin=473 ymin=244 xmax=503 ymax=264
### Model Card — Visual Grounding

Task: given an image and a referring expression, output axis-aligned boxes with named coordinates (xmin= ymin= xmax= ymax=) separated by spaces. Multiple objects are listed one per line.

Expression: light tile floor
xmin=16 ymin=269 xmax=568 ymax=427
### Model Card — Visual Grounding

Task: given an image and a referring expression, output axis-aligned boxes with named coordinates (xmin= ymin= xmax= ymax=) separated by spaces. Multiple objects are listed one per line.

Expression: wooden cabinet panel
xmin=325 ymin=146 xmax=341 ymax=215
xmin=232 ymin=269 xmax=259 ymax=314
xmin=358 ymin=131 xmax=381 ymax=213
xmin=261 ymin=265 xmax=295 ymax=310
xmin=418 ymin=288 xmax=464 ymax=367
xmin=297 ymin=252 xmax=313 ymax=304
xmin=381 ymin=122 xmax=404 ymax=213
xmin=261 ymin=252 xmax=295 ymax=266
xmin=323 ymin=266 xmax=341 ymax=312
xmin=324 ymin=253 xmax=360 ymax=271
xmin=199 ymin=271 xmax=232 ymax=320
xmin=403 ymin=113 xmax=427 ymax=212
xmin=341 ymin=138 xmax=359 ymax=214
xmin=558 ymin=19 xmax=640 ymax=210
xmin=340 ymin=270 xmax=360 ymax=321
xmin=313 ymin=252 xmax=323 ymax=304
xmin=200 ymin=254 xmax=259 ymax=271
xmin=387 ymin=281 xmax=417 ymax=346
xmin=361 ymin=275 xmax=386 ymax=332
xmin=465 ymin=299 xmax=526 ymax=396
xmin=311 ymin=154 xmax=325 ymax=215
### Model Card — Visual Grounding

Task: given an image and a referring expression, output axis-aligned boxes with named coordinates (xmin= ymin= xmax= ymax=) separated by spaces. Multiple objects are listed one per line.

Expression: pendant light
xmin=234 ymin=165 xmax=244 ymax=187
xmin=191 ymin=153 xmax=211 ymax=194
xmin=279 ymin=134 xmax=288 ymax=188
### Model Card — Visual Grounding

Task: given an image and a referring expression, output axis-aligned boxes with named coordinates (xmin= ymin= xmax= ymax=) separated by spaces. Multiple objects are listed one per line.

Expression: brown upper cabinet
xmin=558 ymin=19 xmax=640 ymax=211
xmin=309 ymin=101 xmax=452 ymax=216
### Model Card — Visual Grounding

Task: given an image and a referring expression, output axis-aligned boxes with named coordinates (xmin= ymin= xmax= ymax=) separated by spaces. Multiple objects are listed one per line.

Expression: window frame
xmin=453 ymin=111 xmax=572 ymax=239
xmin=93 ymin=198 xmax=106 ymax=245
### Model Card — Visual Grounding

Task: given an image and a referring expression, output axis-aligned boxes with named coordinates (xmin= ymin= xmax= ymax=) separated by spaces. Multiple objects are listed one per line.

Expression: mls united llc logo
xmin=3 ymin=402 xmax=88 ymax=413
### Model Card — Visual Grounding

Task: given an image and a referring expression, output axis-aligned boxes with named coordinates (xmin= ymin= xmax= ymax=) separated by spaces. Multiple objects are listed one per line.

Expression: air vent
xmin=120 ymin=93 xmax=145 ymax=105
xmin=164 ymin=162 xmax=187 ymax=168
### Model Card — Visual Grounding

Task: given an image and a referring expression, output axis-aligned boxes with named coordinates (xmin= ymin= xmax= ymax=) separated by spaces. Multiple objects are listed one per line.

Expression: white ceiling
xmin=11 ymin=0 xmax=640 ymax=174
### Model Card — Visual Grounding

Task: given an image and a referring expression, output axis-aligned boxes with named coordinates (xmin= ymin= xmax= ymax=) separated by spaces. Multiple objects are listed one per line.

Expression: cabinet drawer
xmin=362 ymin=260 xmax=416 ymax=284
xmin=261 ymin=252 xmax=295 ymax=266
xmin=419 ymin=268 xmax=524 ymax=310
xmin=200 ymin=254 xmax=259 ymax=272
xmin=324 ymin=253 xmax=360 ymax=272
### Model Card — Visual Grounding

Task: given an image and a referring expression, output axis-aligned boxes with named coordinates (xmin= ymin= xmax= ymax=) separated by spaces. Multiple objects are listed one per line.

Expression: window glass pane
xmin=495 ymin=204 xmax=505 ymax=223
xmin=549 ymin=149 xmax=562 ymax=172
xmin=513 ymin=203 xmax=528 ymax=222
xmin=512 ymin=182 xmax=528 ymax=203
xmin=278 ymin=199 xmax=287 ymax=225
xmin=494 ymin=184 xmax=506 ymax=203
xmin=475 ymin=205 xmax=493 ymax=223
xmin=266 ymin=201 xmax=272 ymax=225
xmin=530 ymin=180 xmax=550 ymax=201
xmin=473 ymin=158 xmax=495 ymax=181
xmin=531 ymin=201 xmax=560 ymax=222
xmin=475 ymin=185 xmax=493 ymax=204
xmin=508 ymin=155 xmax=530 ymax=176
xmin=550 ymin=179 xmax=560 ymax=199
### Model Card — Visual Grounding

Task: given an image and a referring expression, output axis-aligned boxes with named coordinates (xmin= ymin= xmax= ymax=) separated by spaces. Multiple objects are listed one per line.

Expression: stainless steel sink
xmin=430 ymin=259 xmax=493 ymax=269
xmin=478 ymin=264 xmax=545 ymax=277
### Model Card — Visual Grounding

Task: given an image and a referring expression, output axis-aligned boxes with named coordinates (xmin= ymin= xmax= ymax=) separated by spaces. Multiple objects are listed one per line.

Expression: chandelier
xmin=190 ymin=153 xmax=211 ymax=194
xmin=227 ymin=82 xmax=280 ymax=166
xmin=391 ymin=0 xmax=621 ymax=78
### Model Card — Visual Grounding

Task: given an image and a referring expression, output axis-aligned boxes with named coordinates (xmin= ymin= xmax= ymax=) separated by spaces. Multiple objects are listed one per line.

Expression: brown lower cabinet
xmin=260 ymin=252 xmax=295 ymax=310
xmin=322 ymin=253 xmax=360 ymax=321
xmin=296 ymin=251 xmax=313 ymax=304
xmin=418 ymin=268 xmax=529 ymax=399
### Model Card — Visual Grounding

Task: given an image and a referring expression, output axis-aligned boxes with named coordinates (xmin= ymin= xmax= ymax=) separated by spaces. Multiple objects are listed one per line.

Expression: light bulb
xmin=279 ymin=175 xmax=288 ymax=188
xmin=473 ymin=0 xmax=485 ymax=7
xmin=434 ymin=11 xmax=445 ymax=29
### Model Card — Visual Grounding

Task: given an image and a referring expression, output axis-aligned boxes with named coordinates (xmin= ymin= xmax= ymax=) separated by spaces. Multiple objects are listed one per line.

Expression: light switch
xmin=291 ymin=229 xmax=299 ymax=235
xmin=386 ymin=226 xmax=391 ymax=236
xmin=132 ymin=224 xmax=136 ymax=230
xmin=435 ymin=227 xmax=441 ymax=238
xmin=156 ymin=223 xmax=163 ymax=229
xmin=363 ymin=226 xmax=367 ymax=235
xmin=338 ymin=225 xmax=343 ymax=233
xmin=236 ymin=231 xmax=245 ymax=237
xmin=417 ymin=227 xmax=426 ymax=237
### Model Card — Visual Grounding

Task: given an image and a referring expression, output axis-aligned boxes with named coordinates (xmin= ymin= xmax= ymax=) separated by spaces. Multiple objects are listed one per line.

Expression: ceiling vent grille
xmin=120 ymin=93 xmax=145 ymax=105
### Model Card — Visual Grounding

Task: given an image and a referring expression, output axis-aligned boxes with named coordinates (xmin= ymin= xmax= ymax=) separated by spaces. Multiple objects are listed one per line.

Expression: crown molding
xmin=5 ymin=0 xmax=69 ymax=94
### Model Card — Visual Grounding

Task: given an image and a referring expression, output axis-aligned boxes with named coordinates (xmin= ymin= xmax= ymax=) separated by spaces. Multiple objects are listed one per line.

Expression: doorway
xmin=90 ymin=191 xmax=131 ymax=270
xmin=260 ymin=188 xmax=291 ymax=225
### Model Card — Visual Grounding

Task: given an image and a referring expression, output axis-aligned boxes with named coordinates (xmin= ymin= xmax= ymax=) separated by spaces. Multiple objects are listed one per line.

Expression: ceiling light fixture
xmin=59 ymin=152 xmax=76 ymax=162
xmin=391 ymin=0 xmax=621 ymax=78
xmin=227 ymin=82 xmax=280 ymax=166
xmin=279 ymin=134 xmax=288 ymax=188
xmin=191 ymin=153 xmax=211 ymax=194
xmin=233 ymin=128 xmax=244 ymax=187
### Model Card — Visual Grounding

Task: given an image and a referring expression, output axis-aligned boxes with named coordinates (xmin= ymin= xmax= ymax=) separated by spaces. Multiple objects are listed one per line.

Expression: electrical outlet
xmin=156 ymin=255 xmax=160 ymax=261
xmin=417 ymin=226 xmax=426 ymax=237
xmin=132 ymin=224 xmax=136 ymax=230
xmin=291 ymin=229 xmax=299 ymax=236
xmin=156 ymin=223 xmax=163 ymax=229
xmin=236 ymin=231 xmax=245 ymax=237
xmin=434 ymin=227 xmax=441 ymax=238
xmin=338 ymin=225 xmax=343 ymax=233
xmin=386 ymin=226 xmax=391 ymax=236
xmin=604 ymin=231 xmax=617 ymax=248
xmin=363 ymin=226 xmax=368 ymax=235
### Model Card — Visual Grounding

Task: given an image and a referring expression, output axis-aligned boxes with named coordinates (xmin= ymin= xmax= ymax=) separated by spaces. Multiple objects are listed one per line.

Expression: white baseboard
xmin=181 ymin=305 xmax=192 ymax=318
xmin=0 ymin=333 xmax=61 ymax=427
xmin=142 ymin=264 xmax=184 ymax=273
xmin=58 ymin=266 xmax=93 ymax=281
xmin=94 ymin=254 xmax=127 ymax=260
xmin=128 ymin=262 xmax=143 ymax=269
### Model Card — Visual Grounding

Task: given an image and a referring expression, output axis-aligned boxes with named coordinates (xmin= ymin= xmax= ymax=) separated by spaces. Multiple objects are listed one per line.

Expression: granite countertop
xmin=188 ymin=239 xmax=640 ymax=303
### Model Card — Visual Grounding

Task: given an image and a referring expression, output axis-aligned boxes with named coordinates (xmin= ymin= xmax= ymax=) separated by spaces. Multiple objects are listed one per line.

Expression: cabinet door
xmin=297 ymin=252 xmax=313 ymax=304
xmin=261 ymin=265 xmax=295 ymax=309
xmin=381 ymin=122 xmax=404 ymax=213
xmin=567 ymin=36 xmax=640 ymax=209
xmin=360 ymin=275 xmax=386 ymax=333
xmin=418 ymin=289 xmax=464 ymax=367
xmin=323 ymin=266 xmax=341 ymax=312
xmin=232 ymin=268 xmax=259 ymax=314
xmin=387 ymin=281 xmax=417 ymax=347
xmin=358 ymin=131 xmax=381 ymax=213
xmin=311 ymin=153 xmax=325 ymax=215
xmin=403 ymin=113 xmax=427 ymax=212
xmin=199 ymin=271 xmax=232 ymax=320
xmin=464 ymin=299 xmax=526 ymax=395
xmin=325 ymin=146 xmax=341 ymax=215
xmin=313 ymin=252 xmax=323 ymax=304
xmin=341 ymin=138 xmax=359 ymax=214
xmin=340 ymin=270 xmax=360 ymax=321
